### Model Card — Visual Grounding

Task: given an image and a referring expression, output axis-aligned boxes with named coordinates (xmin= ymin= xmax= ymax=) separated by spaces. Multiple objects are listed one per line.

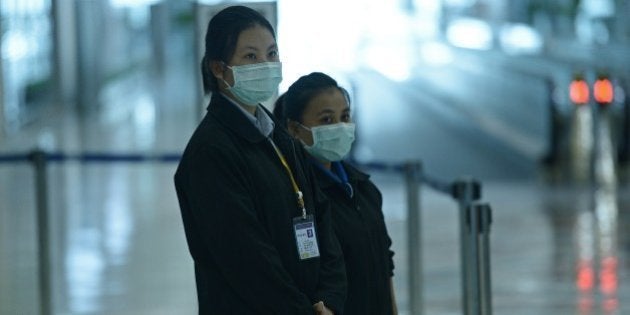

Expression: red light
xmin=570 ymin=80 xmax=590 ymax=105
xmin=600 ymin=256 xmax=618 ymax=295
xmin=594 ymin=78 xmax=614 ymax=104
xmin=577 ymin=260 xmax=594 ymax=291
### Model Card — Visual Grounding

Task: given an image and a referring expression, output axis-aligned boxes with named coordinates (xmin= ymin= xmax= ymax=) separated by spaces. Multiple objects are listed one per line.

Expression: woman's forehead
xmin=306 ymin=89 xmax=349 ymax=114
xmin=235 ymin=25 xmax=276 ymax=50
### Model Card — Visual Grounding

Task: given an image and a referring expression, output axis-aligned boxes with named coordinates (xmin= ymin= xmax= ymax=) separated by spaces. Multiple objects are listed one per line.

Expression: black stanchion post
xmin=452 ymin=178 xmax=481 ymax=315
xmin=478 ymin=203 xmax=493 ymax=315
xmin=466 ymin=201 xmax=481 ymax=315
xmin=30 ymin=150 xmax=51 ymax=315
xmin=543 ymin=77 xmax=560 ymax=166
xmin=468 ymin=202 xmax=494 ymax=315
xmin=405 ymin=161 xmax=423 ymax=315
xmin=619 ymin=77 xmax=629 ymax=166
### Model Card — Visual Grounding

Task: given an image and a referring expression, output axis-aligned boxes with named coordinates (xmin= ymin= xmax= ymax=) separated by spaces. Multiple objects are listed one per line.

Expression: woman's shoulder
xmin=188 ymin=113 xmax=233 ymax=144
xmin=341 ymin=161 xmax=371 ymax=181
xmin=181 ymin=114 xmax=249 ymax=167
xmin=342 ymin=161 xmax=383 ymax=198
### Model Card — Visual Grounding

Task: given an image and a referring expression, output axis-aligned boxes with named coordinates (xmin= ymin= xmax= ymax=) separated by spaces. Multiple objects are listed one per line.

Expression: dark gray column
xmin=75 ymin=0 xmax=104 ymax=112
xmin=51 ymin=0 xmax=78 ymax=107
xmin=150 ymin=2 xmax=169 ymax=76
xmin=0 ymin=4 xmax=4 ymax=137
xmin=405 ymin=162 xmax=423 ymax=315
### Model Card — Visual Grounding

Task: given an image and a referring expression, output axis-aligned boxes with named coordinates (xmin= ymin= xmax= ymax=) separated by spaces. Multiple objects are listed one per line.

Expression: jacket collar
xmin=313 ymin=160 xmax=370 ymax=190
xmin=208 ymin=93 xmax=275 ymax=143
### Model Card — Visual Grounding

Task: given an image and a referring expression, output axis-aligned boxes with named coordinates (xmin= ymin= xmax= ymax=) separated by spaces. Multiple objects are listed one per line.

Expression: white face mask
xmin=222 ymin=62 xmax=282 ymax=105
xmin=299 ymin=123 xmax=356 ymax=162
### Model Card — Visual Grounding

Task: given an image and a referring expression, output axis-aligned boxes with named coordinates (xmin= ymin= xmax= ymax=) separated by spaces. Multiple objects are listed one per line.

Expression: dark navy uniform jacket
xmin=174 ymin=93 xmax=346 ymax=314
xmin=313 ymin=161 xmax=395 ymax=315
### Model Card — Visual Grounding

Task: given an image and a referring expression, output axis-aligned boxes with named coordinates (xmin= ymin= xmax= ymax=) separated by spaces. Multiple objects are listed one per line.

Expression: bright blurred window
xmin=109 ymin=0 xmax=161 ymax=8
xmin=277 ymin=0 xmax=415 ymax=85
xmin=1 ymin=0 xmax=52 ymax=131
xmin=499 ymin=23 xmax=543 ymax=55
xmin=581 ymin=0 xmax=614 ymax=18
xmin=446 ymin=18 xmax=493 ymax=50
xmin=419 ymin=41 xmax=454 ymax=66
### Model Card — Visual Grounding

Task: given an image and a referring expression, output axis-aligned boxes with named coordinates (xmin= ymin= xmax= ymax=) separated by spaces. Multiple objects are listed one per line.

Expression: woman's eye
xmin=341 ymin=114 xmax=351 ymax=122
xmin=245 ymin=53 xmax=257 ymax=60
xmin=268 ymin=50 xmax=279 ymax=58
xmin=320 ymin=117 xmax=333 ymax=124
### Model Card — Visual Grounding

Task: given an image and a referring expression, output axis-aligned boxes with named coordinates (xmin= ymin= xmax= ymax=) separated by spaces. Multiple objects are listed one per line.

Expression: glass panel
xmin=0 ymin=0 xmax=52 ymax=132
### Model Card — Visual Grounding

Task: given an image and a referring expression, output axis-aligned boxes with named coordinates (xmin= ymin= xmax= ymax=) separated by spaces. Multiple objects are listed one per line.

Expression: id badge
xmin=293 ymin=214 xmax=320 ymax=260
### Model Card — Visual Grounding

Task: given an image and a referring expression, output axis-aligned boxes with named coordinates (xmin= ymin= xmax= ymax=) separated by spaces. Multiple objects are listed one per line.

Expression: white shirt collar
xmin=221 ymin=93 xmax=275 ymax=137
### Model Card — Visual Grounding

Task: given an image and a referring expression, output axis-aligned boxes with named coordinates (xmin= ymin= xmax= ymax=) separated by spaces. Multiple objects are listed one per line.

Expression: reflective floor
xmin=2 ymin=40 xmax=630 ymax=315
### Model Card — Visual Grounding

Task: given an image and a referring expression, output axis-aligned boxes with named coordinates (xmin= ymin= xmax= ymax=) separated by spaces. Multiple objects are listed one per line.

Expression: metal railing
xmin=0 ymin=150 xmax=181 ymax=315
xmin=355 ymin=160 xmax=493 ymax=315
xmin=0 ymin=150 xmax=494 ymax=315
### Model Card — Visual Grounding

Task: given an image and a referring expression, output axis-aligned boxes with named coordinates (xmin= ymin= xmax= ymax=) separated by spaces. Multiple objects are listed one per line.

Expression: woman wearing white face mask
xmin=174 ymin=7 xmax=346 ymax=315
xmin=274 ymin=72 xmax=398 ymax=315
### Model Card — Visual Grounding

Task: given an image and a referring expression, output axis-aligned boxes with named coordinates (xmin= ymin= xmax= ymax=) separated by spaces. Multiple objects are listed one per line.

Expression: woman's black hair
xmin=201 ymin=6 xmax=276 ymax=94
xmin=273 ymin=72 xmax=351 ymax=128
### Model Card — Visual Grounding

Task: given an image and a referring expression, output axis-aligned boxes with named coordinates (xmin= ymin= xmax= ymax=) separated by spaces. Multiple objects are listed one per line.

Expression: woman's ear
xmin=287 ymin=120 xmax=300 ymax=137
xmin=210 ymin=60 xmax=225 ymax=80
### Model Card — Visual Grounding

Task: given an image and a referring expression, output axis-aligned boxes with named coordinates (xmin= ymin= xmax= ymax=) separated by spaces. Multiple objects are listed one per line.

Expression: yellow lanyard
xmin=269 ymin=139 xmax=307 ymax=218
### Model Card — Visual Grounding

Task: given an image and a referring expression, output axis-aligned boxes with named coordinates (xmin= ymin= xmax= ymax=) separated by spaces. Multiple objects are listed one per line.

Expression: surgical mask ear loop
xmin=296 ymin=122 xmax=312 ymax=132
xmin=219 ymin=62 xmax=233 ymax=88
xmin=291 ymin=121 xmax=313 ymax=145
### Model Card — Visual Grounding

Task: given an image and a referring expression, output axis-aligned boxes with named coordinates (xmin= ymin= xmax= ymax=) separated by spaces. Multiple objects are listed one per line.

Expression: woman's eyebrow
xmin=240 ymin=45 xmax=260 ymax=52
xmin=237 ymin=43 xmax=276 ymax=55
xmin=316 ymin=109 xmax=335 ymax=116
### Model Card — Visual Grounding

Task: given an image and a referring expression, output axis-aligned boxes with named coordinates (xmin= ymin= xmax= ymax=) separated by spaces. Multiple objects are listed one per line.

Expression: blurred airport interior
xmin=1 ymin=0 xmax=630 ymax=314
